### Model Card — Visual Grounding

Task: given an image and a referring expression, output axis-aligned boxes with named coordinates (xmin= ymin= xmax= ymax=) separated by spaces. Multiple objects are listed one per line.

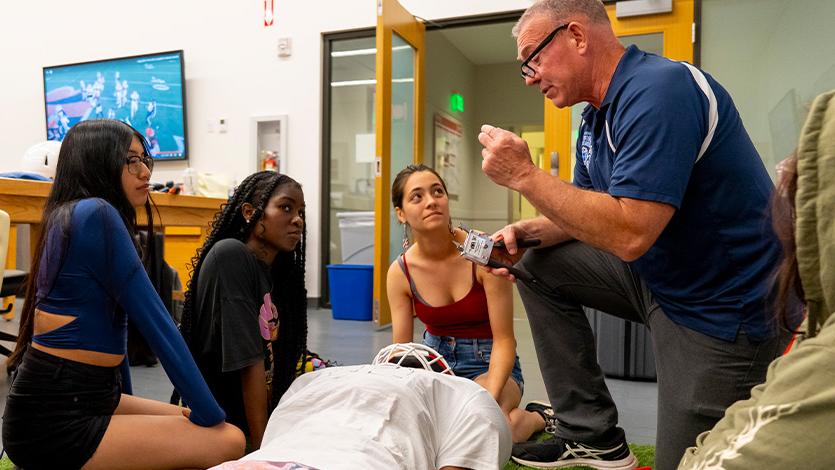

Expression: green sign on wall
xmin=450 ymin=93 xmax=464 ymax=112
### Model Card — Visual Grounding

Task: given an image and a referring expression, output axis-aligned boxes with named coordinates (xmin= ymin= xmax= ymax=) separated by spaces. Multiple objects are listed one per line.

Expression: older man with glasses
xmin=477 ymin=1 xmax=791 ymax=469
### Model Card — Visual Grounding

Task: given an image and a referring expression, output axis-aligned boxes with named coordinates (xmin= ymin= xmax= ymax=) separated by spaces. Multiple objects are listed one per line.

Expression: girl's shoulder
xmin=205 ymin=238 xmax=259 ymax=269
xmin=207 ymin=238 xmax=250 ymax=257
xmin=68 ymin=198 xmax=123 ymax=230
xmin=73 ymin=197 xmax=116 ymax=216
xmin=201 ymin=239 xmax=266 ymax=283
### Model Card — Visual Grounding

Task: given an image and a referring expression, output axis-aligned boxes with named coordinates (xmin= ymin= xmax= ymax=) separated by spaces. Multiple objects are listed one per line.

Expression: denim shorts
xmin=423 ymin=331 xmax=524 ymax=394
xmin=2 ymin=347 xmax=122 ymax=470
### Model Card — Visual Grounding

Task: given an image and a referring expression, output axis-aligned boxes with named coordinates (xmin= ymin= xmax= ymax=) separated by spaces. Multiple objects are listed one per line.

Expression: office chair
xmin=0 ymin=210 xmax=24 ymax=356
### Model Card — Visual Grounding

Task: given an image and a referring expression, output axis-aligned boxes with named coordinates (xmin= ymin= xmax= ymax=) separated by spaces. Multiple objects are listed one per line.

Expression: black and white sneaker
xmin=511 ymin=426 xmax=637 ymax=470
xmin=525 ymin=401 xmax=558 ymax=434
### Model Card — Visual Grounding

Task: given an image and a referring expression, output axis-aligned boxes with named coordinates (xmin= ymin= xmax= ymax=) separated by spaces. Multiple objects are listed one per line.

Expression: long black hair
xmin=7 ymin=119 xmax=154 ymax=373
xmin=180 ymin=171 xmax=308 ymax=404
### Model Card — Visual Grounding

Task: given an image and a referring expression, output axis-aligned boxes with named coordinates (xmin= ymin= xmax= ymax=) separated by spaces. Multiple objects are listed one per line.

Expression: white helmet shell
xmin=21 ymin=140 xmax=62 ymax=179
xmin=372 ymin=343 xmax=454 ymax=375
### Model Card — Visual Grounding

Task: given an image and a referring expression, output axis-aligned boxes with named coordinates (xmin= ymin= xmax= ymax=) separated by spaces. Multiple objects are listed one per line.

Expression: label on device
xmin=459 ymin=230 xmax=494 ymax=266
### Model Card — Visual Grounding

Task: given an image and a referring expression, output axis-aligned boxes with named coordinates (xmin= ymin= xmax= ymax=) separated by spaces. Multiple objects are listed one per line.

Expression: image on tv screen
xmin=43 ymin=50 xmax=187 ymax=160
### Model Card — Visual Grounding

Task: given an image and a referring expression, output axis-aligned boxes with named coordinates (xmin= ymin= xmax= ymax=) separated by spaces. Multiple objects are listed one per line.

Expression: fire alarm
xmin=278 ymin=37 xmax=292 ymax=58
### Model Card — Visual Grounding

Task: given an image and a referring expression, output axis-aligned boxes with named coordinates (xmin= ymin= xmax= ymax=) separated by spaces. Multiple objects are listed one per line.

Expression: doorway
xmin=320 ymin=12 xmax=538 ymax=312
xmin=422 ymin=19 xmax=544 ymax=236
xmin=321 ymin=1 xmax=697 ymax=323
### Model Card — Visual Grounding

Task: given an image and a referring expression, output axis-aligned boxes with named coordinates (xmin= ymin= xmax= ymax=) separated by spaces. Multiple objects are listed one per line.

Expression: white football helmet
xmin=372 ymin=343 xmax=454 ymax=375
xmin=21 ymin=140 xmax=62 ymax=179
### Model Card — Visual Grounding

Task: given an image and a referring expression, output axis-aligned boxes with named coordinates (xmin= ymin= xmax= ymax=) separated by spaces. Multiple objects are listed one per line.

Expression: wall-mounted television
xmin=43 ymin=50 xmax=188 ymax=161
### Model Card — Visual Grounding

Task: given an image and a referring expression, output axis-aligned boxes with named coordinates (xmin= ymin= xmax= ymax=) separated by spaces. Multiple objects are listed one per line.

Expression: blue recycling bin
xmin=327 ymin=264 xmax=373 ymax=321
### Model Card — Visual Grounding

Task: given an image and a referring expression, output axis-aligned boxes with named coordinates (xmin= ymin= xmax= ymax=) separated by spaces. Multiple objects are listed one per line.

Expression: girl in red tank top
xmin=386 ymin=165 xmax=550 ymax=443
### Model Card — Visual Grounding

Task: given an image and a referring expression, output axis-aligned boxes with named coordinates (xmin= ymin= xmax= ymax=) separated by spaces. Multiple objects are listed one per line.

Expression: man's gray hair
xmin=512 ymin=0 xmax=610 ymax=37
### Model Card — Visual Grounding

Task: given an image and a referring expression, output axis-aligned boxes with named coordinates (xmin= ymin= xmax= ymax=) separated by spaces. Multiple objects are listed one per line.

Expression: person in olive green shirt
xmin=679 ymin=90 xmax=835 ymax=469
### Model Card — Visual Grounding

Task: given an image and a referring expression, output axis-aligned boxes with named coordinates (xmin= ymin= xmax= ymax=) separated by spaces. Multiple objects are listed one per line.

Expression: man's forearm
xmin=515 ymin=170 xmax=669 ymax=261
xmin=516 ymin=215 xmax=572 ymax=247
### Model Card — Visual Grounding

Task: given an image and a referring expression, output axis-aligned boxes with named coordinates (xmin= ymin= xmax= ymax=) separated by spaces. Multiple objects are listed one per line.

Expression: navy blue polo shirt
xmin=574 ymin=45 xmax=780 ymax=341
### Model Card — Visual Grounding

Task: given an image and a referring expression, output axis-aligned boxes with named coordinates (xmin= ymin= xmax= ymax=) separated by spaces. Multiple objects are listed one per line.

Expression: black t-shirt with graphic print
xmin=190 ymin=238 xmax=273 ymax=435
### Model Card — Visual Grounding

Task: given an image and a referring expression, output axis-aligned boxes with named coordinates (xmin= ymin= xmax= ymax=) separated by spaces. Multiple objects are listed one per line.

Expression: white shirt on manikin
xmin=241 ymin=364 xmax=511 ymax=470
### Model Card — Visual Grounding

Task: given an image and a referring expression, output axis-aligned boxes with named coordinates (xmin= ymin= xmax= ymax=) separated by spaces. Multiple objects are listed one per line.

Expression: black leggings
xmin=2 ymin=347 xmax=122 ymax=470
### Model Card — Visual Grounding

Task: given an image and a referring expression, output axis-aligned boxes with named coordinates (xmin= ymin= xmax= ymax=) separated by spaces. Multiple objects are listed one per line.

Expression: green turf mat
xmin=0 ymin=441 xmax=655 ymax=469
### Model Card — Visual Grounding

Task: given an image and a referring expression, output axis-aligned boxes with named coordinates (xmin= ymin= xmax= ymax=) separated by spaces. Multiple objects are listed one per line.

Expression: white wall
xmin=701 ymin=0 xmax=835 ymax=175
xmin=0 ymin=0 xmax=531 ymax=297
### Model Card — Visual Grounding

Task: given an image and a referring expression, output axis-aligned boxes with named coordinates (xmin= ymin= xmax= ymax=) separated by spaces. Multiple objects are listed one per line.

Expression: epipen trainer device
xmin=456 ymin=229 xmax=541 ymax=284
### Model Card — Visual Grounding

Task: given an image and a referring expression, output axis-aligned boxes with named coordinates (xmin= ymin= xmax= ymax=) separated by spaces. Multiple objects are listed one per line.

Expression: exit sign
xmin=450 ymin=93 xmax=464 ymax=112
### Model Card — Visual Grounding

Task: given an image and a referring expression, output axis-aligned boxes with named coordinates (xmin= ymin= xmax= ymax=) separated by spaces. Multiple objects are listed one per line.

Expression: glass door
xmin=373 ymin=0 xmax=424 ymax=327
xmin=322 ymin=34 xmax=377 ymax=308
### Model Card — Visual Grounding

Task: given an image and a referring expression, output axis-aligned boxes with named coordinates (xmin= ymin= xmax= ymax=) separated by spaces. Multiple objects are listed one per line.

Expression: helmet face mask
xmin=372 ymin=343 xmax=454 ymax=376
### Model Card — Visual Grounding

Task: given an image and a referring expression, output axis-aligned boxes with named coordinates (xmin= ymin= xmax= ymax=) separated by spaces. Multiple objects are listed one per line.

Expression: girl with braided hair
xmin=181 ymin=170 xmax=308 ymax=449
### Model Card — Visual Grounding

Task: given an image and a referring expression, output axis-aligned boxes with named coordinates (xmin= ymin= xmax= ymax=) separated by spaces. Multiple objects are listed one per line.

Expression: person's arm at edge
xmin=387 ymin=258 xmax=416 ymax=343
xmin=117 ymin=275 xmax=225 ymax=426
xmin=240 ymin=361 xmax=269 ymax=449
xmin=479 ymin=268 xmax=515 ymax=402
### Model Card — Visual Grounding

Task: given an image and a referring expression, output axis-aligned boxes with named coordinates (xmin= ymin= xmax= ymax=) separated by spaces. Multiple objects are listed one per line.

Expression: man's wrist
xmin=512 ymin=163 xmax=542 ymax=194
xmin=514 ymin=219 xmax=533 ymax=238
xmin=516 ymin=215 xmax=547 ymax=238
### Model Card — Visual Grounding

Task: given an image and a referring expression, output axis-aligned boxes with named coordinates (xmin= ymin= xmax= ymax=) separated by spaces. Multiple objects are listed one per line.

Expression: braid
xmin=271 ymin=221 xmax=308 ymax=403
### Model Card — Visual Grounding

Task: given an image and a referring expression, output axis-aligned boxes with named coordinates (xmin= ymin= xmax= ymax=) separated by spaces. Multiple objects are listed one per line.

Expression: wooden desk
xmin=0 ymin=178 xmax=225 ymax=289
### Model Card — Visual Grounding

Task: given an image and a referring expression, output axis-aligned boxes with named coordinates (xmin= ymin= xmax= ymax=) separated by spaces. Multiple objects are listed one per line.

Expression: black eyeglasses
xmin=126 ymin=154 xmax=154 ymax=175
xmin=520 ymin=23 xmax=569 ymax=79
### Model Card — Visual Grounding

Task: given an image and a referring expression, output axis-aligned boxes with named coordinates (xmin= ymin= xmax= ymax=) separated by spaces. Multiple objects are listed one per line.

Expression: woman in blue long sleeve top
xmin=2 ymin=119 xmax=245 ymax=470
